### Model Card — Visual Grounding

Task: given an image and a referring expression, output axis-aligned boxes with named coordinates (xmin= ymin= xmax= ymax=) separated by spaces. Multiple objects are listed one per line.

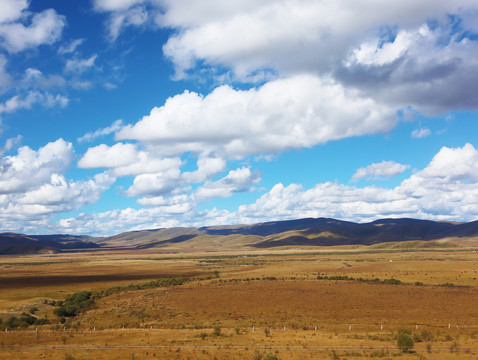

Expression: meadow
xmin=1 ymin=244 xmax=478 ymax=359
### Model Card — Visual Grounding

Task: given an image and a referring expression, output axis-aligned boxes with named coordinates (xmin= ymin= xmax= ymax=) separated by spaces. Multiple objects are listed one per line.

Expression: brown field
xmin=1 ymin=245 xmax=478 ymax=359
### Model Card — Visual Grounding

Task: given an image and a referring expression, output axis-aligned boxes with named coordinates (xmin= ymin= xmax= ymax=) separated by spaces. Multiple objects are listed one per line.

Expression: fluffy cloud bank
xmin=116 ymin=74 xmax=397 ymax=158
xmin=61 ymin=144 xmax=478 ymax=235
xmin=0 ymin=139 xmax=115 ymax=233
xmin=93 ymin=0 xmax=478 ymax=116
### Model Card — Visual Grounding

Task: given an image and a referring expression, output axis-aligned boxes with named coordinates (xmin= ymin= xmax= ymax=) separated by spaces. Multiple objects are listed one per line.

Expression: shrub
xmin=383 ymin=278 xmax=402 ymax=285
xmin=261 ymin=353 xmax=279 ymax=360
xmin=212 ymin=326 xmax=221 ymax=337
xmin=54 ymin=291 xmax=94 ymax=318
xmin=397 ymin=329 xmax=414 ymax=353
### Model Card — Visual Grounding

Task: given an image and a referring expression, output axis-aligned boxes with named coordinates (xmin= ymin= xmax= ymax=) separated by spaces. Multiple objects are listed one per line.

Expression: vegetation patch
xmin=317 ymin=275 xmax=403 ymax=285
xmin=0 ymin=313 xmax=49 ymax=329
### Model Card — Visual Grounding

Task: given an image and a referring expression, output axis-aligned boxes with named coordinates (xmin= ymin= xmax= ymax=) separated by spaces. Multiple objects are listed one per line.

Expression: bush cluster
xmin=316 ymin=275 xmax=402 ymax=285
xmin=53 ymin=291 xmax=95 ymax=318
xmin=0 ymin=313 xmax=49 ymax=329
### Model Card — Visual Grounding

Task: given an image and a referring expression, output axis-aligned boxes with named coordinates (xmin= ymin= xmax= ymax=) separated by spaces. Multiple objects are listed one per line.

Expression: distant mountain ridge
xmin=2 ymin=217 xmax=478 ymax=254
xmin=0 ymin=233 xmax=99 ymax=255
xmin=97 ymin=217 xmax=478 ymax=249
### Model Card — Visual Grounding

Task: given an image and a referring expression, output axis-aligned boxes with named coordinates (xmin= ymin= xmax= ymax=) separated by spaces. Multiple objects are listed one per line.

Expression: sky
xmin=0 ymin=0 xmax=478 ymax=236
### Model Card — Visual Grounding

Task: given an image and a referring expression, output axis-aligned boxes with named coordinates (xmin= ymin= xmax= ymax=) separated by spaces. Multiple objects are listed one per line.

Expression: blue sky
xmin=0 ymin=0 xmax=478 ymax=235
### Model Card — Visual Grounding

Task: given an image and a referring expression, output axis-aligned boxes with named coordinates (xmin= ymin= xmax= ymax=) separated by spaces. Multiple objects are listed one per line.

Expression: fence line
xmin=2 ymin=344 xmax=478 ymax=352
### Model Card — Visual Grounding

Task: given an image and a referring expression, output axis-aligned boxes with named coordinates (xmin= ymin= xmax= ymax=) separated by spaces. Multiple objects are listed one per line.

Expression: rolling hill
xmin=97 ymin=217 xmax=478 ymax=249
xmin=0 ymin=233 xmax=100 ymax=255
xmin=3 ymin=217 xmax=478 ymax=254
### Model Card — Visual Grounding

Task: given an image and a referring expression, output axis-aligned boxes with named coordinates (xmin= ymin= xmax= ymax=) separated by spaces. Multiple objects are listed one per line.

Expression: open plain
xmin=1 ymin=244 xmax=478 ymax=359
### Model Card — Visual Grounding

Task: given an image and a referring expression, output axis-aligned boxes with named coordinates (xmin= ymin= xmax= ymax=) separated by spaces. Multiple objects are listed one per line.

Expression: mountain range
xmin=3 ymin=217 xmax=477 ymax=254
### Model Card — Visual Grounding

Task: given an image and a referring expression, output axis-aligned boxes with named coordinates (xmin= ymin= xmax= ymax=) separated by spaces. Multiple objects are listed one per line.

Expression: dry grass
xmin=1 ymin=247 xmax=478 ymax=359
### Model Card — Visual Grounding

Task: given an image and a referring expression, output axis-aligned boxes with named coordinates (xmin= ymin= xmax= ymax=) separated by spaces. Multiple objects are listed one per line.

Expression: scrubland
xmin=1 ymin=244 xmax=478 ymax=359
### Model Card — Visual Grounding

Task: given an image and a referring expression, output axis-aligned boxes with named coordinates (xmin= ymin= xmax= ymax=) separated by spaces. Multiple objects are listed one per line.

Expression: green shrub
xmin=212 ymin=326 xmax=221 ymax=337
xmin=383 ymin=278 xmax=402 ymax=285
xmin=54 ymin=291 xmax=94 ymax=318
xmin=261 ymin=353 xmax=279 ymax=360
xmin=397 ymin=329 xmax=414 ymax=352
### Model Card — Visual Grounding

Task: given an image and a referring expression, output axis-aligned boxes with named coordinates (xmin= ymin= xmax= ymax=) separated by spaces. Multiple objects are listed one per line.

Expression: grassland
xmin=1 ymin=243 xmax=478 ymax=359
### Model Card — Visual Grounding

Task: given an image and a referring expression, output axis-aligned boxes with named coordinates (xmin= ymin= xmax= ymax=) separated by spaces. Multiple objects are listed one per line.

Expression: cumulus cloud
xmin=352 ymin=161 xmax=410 ymax=181
xmin=78 ymin=142 xmax=182 ymax=178
xmin=0 ymin=139 xmax=116 ymax=232
xmin=117 ymin=74 xmax=397 ymax=158
xmin=195 ymin=167 xmax=261 ymax=200
xmin=0 ymin=139 xmax=74 ymax=194
xmin=182 ymin=155 xmax=226 ymax=183
xmin=91 ymin=1 xmax=478 ymax=114
xmin=0 ymin=8 xmax=66 ymax=53
xmin=340 ymin=23 xmax=478 ymax=114
xmin=50 ymin=143 xmax=478 ymax=235
xmin=124 ymin=169 xmax=182 ymax=197
xmin=411 ymin=128 xmax=431 ymax=139
xmin=159 ymin=1 xmax=476 ymax=79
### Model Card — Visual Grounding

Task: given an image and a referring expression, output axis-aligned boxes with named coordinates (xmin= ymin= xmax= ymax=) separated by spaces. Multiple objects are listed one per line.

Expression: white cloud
xmin=93 ymin=0 xmax=149 ymax=41
xmin=0 ymin=135 xmax=22 ymax=156
xmin=93 ymin=0 xmax=146 ymax=12
xmin=136 ymin=194 xmax=195 ymax=213
xmin=0 ymin=9 xmax=66 ymax=53
xmin=78 ymin=119 xmax=123 ymax=142
xmin=90 ymin=1 xmax=478 ymax=115
xmin=0 ymin=139 xmax=116 ymax=232
xmin=159 ymin=1 xmax=476 ymax=79
xmin=182 ymin=155 xmax=226 ymax=183
xmin=117 ymin=74 xmax=397 ymax=158
xmin=0 ymin=55 xmax=12 ymax=90
xmin=416 ymin=143 xmax=478 ymax=183
xmin=58 ymin=39 xmax=85 ymax=54
xmin=49 ymin=143 xmax=478 ymax=236
xmin=411 ymin=128 xmax=431 ymax=139
xmin=0 ymin=139 xmax=73 ymax=194
xmin=22 ymin=68 xmax=66 ymax=89
xmin=341 ymin=23 xmax=478 ymax=114
xmin=0 ymin=0 xmax=28 ymax=23
xmin=236 ymin=144 xmax=478 ymax=223
xmin=64 ymin=55 xmax=97 ymax=74
xmin=107 ymin=6 xmax=149 ymax=41
xmin=0 ymin=91 xmax=68 ymax=114
xmin=195 ymin=167 xmax=261 ymax=200
xmin=352 ymin=161 xmax=410 ymax=181
xmin=124 ymin=168 xmax=182 ymax=197
xmin=78 ymin=142 xmax=183 ymax=178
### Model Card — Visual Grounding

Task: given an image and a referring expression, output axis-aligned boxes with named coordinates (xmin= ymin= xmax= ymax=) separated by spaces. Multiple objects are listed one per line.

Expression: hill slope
xmin=3 ymin=217 xmax=478 ymax=254
xmin=99 ymin=217 xmax=478 ymax=249
xmin=0 ymin=233 xmax=100 ymax=255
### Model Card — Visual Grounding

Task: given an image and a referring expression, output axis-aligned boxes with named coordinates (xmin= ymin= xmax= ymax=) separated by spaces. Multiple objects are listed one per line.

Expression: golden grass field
xmin=1 ymin=243 xmax=478 ymax=359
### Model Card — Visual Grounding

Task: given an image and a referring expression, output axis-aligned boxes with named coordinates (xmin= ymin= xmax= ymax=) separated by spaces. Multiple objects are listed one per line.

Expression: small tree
xmin=397 ymin=329 xmax=414 ymax=353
